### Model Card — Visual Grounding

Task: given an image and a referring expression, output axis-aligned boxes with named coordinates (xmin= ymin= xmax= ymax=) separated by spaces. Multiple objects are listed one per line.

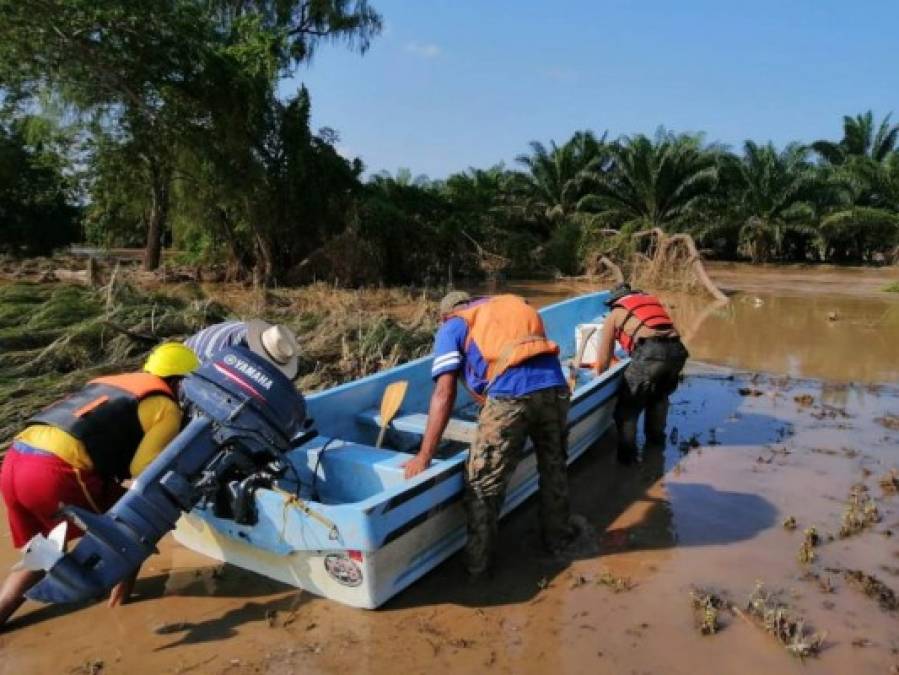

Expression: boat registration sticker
xmin=324 ymin=554 xmax=363 ymax=587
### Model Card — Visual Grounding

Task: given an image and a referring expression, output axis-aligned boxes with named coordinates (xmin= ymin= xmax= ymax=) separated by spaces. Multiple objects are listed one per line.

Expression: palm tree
xmin=818 ymin=152 xmax=899 ymax=261
xmin=576 ymin=130 xmax=718 ymax=232
xmin=812 ymin=111 xmax=899 ymax=165
xmin=513 ymin=130 xmax=610 ymax=225
xmin=723 ymin=141 xmax=823 ymax=262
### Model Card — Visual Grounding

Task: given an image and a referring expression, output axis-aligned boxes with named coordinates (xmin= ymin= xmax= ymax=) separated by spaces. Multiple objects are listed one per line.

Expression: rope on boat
xmin=272 ymin=487 xmax=340 ymax=541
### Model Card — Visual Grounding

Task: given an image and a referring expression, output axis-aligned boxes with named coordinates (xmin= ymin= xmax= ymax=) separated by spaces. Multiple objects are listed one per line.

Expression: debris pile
xmin=842 ymin=569 xmax=898 ymax=612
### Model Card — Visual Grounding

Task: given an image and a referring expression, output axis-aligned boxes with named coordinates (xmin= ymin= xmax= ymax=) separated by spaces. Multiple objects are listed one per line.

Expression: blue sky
xmin=284 ymin=0 xmax=899 ymax=178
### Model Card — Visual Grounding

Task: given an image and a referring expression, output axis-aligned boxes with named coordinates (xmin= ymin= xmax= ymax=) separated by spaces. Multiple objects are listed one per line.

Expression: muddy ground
xmin=1 ymin=264 xmax=898 ymax=674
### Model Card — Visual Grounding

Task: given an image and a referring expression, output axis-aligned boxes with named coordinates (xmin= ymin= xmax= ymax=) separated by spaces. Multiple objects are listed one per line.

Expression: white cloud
xmin=538 ymin=67 xmax=579 ymax=83
xmin=405 ymin=41 xmax=441 ymax=59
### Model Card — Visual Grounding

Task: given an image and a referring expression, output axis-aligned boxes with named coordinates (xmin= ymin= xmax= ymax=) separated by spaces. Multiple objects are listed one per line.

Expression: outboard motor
xmin=24 ymin=346 xmax=310 ymax=604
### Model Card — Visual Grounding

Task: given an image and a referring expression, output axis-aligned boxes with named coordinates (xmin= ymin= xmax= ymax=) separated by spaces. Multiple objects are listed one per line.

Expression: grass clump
xmin=883 ymin=281 xmax=899 ymax=293
xmin=798 ymin=527 xmax=820 ymax=565
xmin=596 ymin=569 xmax=635 ymax=592
xmin=839 ymin=484 xmax=881 ymax=538
xmin=745 ymin=583 xmax=825 ymax=659
xmin=690 ymin=588 xmax=727 ymax=635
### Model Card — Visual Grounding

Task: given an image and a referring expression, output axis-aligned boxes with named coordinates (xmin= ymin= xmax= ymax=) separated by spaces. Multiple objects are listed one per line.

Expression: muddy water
xmin=474 ymin=262 xmax=899 ymax=384
xmin=2 ymin=263 xmax=899 ymax=673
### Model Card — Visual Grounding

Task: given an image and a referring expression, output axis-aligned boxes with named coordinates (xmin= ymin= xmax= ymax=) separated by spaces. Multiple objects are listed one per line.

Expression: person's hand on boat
xmin=403 ymin=452 xmax=432 ymax=479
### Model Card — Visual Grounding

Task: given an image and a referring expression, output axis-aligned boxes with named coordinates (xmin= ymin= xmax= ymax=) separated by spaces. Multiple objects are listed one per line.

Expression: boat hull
xmin=173 ymin=291 xmax=623 ymax=608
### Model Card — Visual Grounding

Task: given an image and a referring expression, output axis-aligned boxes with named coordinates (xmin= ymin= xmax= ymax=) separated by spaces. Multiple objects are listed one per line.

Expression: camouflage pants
xmin=464 ymin=386 xmax=572 ymax=577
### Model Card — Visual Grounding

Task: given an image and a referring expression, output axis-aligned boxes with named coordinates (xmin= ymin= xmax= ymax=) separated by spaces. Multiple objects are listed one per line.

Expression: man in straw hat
xmin=185 ymin=319 xmax=300 ymax=379
xmin=403 ymin=291 xmax=575 ymax=579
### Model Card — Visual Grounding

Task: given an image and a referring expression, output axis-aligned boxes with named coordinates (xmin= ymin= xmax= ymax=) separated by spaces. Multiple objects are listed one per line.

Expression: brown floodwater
xmin=472 ymin=261 xmax=899 ymax=384
xmin=1 ymin=263 xmax=898 ymax=674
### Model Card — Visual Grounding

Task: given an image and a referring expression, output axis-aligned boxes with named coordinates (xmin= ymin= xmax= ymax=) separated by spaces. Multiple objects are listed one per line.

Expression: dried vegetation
xmin=0 ymin=280 xmax=439 ymax=444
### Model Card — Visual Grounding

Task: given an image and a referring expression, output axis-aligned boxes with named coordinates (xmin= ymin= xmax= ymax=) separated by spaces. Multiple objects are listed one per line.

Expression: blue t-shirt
xmin=431 ymin=317 xmax=566 ymax=398
xmin=184 ymin=321 xmax=248 ymax=363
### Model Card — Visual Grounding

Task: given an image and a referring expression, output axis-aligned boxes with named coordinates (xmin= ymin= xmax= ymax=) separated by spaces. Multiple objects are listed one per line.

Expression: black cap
xmin=605 ymin=282 xmax=638 ymax=306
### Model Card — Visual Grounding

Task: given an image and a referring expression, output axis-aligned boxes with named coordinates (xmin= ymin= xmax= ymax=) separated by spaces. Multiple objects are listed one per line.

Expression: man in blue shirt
xmin=403 ymin=291 xmax=574 ymax=578
xmin=185 ymin=320 xmax=300 ymax=379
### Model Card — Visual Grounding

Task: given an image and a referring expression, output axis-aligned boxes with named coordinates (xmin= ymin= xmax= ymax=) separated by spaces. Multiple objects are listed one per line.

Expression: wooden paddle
xmin=375 ymin=380 xmax=409 ymax=448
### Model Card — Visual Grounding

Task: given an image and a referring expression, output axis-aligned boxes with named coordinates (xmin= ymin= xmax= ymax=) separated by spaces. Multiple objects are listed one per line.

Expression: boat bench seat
xmin=356 ymin=409 xmax=477 ymax=444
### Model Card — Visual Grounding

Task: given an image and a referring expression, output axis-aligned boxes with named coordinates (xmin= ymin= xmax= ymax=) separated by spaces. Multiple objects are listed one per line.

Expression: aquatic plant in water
xmin=746 ymin=583 xmax=825 ymax=658
xmin=690 ymin=588 xmax=727 ymax=635
xmin=797 ymin=527 xmax=820 ymax=565
xmin=839 ymin=484 xmax=881 ymax=538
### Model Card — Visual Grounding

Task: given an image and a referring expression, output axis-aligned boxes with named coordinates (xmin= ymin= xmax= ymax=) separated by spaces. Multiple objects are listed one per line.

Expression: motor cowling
xmin=26 ymin=346 xmax=308 ymax=604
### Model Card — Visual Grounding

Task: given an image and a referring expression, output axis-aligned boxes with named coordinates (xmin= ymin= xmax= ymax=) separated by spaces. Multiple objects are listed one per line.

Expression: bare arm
xmin=403 ymin=373 xmax=457 ymax=479
xmin=594 ymin=309 xmax=619 ymax=374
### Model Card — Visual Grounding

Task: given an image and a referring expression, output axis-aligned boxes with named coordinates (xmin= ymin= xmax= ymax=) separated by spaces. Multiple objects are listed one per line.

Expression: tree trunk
xmin=253 ymin=231 xmax=274 ymax=287
xmin=143 ymin=160 xmax=169 ymax=272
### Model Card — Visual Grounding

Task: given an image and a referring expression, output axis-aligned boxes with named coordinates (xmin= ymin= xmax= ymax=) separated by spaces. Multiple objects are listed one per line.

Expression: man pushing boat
xmin=0 ymin=343 xmax=200 ymax=628
xmin=403 ymin=291 xmax=575 ymax=578
xmin=594 ymin=283 xmax=689 ymax=465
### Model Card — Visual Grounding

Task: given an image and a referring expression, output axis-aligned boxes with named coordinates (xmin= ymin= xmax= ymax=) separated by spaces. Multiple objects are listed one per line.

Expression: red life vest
xmin=28 ymin=373 xmax=174 ymax=479
xmin=450 ymin=295 xmax=559 ymax=398
xmin=611 ymin=293 xmax=674 ymax=354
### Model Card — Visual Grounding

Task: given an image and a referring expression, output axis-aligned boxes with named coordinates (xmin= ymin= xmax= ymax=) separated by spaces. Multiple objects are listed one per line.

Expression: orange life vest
xmin=449 ymin=295 xmax=559 ymax=395
xmin=611 ymin=293 xmax=674 ymax=353
xmin=29 ymin=373 xmax=174 ymax=479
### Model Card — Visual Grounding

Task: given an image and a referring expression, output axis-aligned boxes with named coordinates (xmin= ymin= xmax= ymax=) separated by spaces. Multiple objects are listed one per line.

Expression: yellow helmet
xmin=143 ymin=342 xmax=200 ymax=378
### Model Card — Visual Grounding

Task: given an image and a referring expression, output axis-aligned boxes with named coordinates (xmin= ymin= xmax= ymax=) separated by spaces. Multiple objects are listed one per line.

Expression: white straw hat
xmin=245 ymin=320 xmax=300 ymax=379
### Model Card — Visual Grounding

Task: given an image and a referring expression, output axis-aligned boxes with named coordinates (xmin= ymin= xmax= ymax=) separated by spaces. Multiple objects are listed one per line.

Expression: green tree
xmin=0 ymin=0 xmax=381 ymax=271
xmin=818 ymin=153 xmax=899 ymax=261
xmin=721 ymin=142 xmax=822 ymax=262
xmin=0 ymin=115 xmax=79 ymax=255
xmin=577 ymin=131 xmax=718 ymax=232
xmin=514 ymin=130 xmax=610 ymax=225
xmin=812 ymin=111 xmax=899 ymax=165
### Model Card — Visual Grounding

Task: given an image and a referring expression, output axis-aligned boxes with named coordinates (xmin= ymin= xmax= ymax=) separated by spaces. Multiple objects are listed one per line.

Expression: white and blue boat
xmin=173 ymin=291 xmax=625 ymax=608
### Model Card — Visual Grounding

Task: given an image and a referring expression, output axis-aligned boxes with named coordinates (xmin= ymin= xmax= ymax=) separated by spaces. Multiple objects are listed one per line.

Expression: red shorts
xmin=1 ymin=443 xmax=125 ymax=548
